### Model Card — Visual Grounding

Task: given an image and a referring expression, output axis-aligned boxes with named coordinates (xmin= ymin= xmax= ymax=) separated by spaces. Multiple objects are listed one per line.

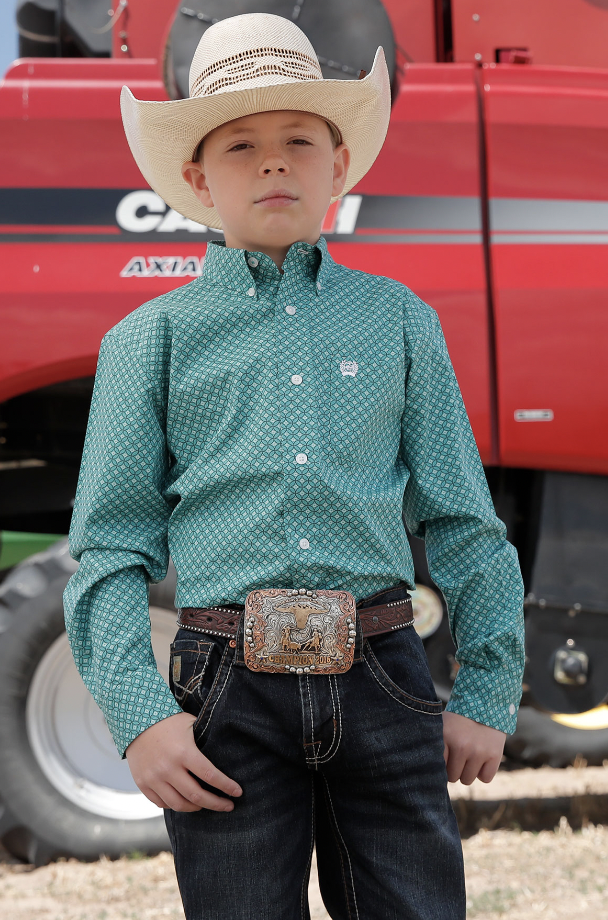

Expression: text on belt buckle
xmin=243 ymin=587 xmax=357 ymax=675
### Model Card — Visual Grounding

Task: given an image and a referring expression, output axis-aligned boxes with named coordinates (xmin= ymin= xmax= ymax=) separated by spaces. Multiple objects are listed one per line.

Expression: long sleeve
xmin=63 ymin=325 xmax=181 ymax=758
xmin=400 ymin=295 xmax=525 ymax=734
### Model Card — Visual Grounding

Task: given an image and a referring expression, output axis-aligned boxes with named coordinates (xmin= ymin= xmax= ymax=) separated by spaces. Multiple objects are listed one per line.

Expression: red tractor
xmin=1 ymin=0 xmax=607 ymax=863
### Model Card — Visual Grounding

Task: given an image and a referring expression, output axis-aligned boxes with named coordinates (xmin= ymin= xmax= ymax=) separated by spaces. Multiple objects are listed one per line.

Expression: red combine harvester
xmin=0 ymin=0 xmax=607 ymax=864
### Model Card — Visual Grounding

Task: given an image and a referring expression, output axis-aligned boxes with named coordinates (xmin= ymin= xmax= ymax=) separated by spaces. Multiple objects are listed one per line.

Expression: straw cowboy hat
xmin=120 ymin=12 xmax=391 ymax=230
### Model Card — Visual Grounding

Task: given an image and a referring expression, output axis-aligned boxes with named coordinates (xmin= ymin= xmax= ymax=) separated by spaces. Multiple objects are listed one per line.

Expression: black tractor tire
xmin=0 ymin=539 xmax=177 ymax=865
xmin=505 ymin=705 xmax=608 ymax=768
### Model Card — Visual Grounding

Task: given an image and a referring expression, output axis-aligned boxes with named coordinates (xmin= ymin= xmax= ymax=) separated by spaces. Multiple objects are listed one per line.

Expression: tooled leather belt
xmin=177 ymin=595 xmax=414 ymax=639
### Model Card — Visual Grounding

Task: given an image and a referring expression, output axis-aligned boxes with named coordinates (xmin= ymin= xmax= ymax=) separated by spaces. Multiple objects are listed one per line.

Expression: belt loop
xmin=234 ymin=611 xmax=246 ymax=665
xmin=353 ymin=605 xmax=364 ymax=662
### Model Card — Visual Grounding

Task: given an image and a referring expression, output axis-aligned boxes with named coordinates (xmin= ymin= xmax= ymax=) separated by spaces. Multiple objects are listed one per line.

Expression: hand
xmin=125 ymin=711 xmax=242 ymax=812
xmin=442 ymin=710 xmax=506 ymax=785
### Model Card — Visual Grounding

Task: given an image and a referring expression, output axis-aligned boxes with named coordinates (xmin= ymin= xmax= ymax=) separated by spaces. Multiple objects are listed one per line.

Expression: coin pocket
xmin=168 ymin=637 xmax=214 ymax=707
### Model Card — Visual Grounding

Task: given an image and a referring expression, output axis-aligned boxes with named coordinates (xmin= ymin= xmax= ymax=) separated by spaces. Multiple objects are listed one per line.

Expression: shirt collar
xmin=201 ymin=237 xmax=334 ymax=298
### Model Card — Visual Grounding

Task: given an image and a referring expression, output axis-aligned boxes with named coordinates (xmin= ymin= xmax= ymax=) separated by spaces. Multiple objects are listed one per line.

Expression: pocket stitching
xmin=364 ymin=644 xmax=443 ymax=713
xmin=194 ymin=655 xmax=235 ymax=744
xmin=170 ymin=640 xmax=213 ymax=702
xmin=192 ymin=640 xmax=234 ymax=742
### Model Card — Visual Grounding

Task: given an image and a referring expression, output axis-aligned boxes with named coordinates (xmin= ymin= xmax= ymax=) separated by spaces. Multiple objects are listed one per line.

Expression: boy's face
xmin=181 ymin=110 xmax=350 ymax=263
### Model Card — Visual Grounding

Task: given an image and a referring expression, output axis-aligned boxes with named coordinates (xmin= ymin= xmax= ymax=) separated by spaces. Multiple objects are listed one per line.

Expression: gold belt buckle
xmin=243 ymin=587 xmax=357 ymax=675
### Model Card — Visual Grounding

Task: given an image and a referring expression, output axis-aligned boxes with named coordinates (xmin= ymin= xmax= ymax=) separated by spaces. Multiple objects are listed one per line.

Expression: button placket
xmin=277 ymin=271 xmax=318 ymax=567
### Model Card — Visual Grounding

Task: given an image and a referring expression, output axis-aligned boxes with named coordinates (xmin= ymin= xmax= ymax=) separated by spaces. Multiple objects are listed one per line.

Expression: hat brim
xmin=120 ymin=47 xmax=390 ymax=231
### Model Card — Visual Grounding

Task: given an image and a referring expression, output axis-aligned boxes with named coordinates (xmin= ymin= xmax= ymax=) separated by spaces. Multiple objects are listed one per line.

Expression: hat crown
xmin=188 ymin=13 xmax=323 ymax=99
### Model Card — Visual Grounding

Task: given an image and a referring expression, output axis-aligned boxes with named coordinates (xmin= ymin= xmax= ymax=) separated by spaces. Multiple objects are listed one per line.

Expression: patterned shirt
xmin=64 ymin=237 xmax=525 ymax=757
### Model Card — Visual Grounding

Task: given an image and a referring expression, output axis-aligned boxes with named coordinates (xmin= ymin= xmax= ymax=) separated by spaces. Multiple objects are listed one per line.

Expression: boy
xmin=64 ymin=13 xmax=525 ymax=920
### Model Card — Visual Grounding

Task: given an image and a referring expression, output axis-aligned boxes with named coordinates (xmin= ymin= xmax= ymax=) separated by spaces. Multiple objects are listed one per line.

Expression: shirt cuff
xmin=99 ymin=667 xmax=183 ymax=758
xmin=445 ymin=664 xmax=523 ymax=735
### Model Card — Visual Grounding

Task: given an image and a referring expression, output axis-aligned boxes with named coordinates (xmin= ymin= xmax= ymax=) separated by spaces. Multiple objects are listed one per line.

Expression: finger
xmin=155 ymin=780 xmax=204 ymax=812
xmin=187 ymin=750 xmax=242 ymax=797
xmin=478 ymin=757 xmax=501 ymax=784
xmin=445 ymin=746 xmax=467 ymax=784
xmin=174 ymin=769 xmax=237 ymax=812
xmin=156 ymin=780 xmax=235 ymax=814
xmin=139 ymin=786 xmax=172 ymax=810
xmin=459 ymin=756 xmax=486 ymax=786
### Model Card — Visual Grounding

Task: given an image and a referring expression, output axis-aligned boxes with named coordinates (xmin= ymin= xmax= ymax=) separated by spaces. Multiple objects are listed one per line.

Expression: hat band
xmin=190 ymin=46 xmax=322 ymax=97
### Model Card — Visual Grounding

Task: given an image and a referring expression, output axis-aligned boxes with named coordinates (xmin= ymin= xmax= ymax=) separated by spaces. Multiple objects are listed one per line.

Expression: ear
xmin=181 ymin=160 xmax=215 ymax=208
xmin=331 ymin=143 xmax=350 ymax=198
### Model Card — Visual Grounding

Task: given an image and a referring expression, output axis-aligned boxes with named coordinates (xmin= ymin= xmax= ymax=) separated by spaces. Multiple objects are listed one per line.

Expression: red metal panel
xmin=111 ymin=0 xmax=176 ymax=60
xmin=0 ymin=60 xmax=166 ymax=188
xmin=382 ymin=0 xmax=437 ymax=63
xmin=3 ymin=59 xmax=162 ymax=81
xmin=353 ymin=64 xmax=492 ymax=462
xmin=483 ymin=64 xmax=608 ymax=475
xmin=452 ymin=0 xmax=608 ymax=68
xmin=0 ymin=58 xmax=491 ymax=462
xmin=0 ymin=242 xmax=194 ymax=402
xmin=358 ymin=65 xmax=482 ymax=197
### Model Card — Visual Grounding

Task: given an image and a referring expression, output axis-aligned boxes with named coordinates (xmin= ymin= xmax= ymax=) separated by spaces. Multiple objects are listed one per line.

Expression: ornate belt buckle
xmin=243 ymin=587 xmax=357 ymax=675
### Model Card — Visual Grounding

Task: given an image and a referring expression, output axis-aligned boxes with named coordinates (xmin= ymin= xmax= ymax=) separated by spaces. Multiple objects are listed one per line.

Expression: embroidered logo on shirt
xmin=340 ymin=360 xmax=359 ymax=377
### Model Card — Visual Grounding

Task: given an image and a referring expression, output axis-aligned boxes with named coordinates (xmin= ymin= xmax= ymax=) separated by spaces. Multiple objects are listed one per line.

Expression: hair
xmin=193 ymin=116 xmax=342 ymax=162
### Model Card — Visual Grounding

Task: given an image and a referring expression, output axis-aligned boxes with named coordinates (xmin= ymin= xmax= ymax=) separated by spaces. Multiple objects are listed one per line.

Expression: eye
xmin=229 ymin=142 xmax=253 ymax=152
xmin=288 ymin=138 xmax=312 ymax=146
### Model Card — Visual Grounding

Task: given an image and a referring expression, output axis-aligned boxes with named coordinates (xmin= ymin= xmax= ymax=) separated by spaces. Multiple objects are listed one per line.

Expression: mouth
xmin=255 ymin=189 xmax=298 ymax=207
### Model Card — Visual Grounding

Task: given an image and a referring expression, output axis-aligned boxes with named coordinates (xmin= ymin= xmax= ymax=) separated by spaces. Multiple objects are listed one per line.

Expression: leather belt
xmin=177 ymin=595 xmax=414 ymax=640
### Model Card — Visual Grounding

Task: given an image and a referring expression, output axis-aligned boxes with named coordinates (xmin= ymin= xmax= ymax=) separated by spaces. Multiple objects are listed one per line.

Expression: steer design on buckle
xmin=243 ymin=587 xmax=357 ymax=675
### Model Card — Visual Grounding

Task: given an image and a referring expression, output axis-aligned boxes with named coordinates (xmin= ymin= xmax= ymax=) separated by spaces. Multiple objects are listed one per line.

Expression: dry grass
xmin=2 ymin=766 xmax=608 ymax=919
xmin=464 ymin=821 xmax=608 ymax=918
xmin=0 ymin=849 xmax=184 ymax=920
xmin=449 ymin=763 xmax=608 ymax=801
xmin=1 ymin=823 xmax=607 ymax=919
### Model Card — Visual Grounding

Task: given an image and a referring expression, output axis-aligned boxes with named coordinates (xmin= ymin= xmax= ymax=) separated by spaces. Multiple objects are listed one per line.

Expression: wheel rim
xmin=26 ymin=606 xmax=175 ymax=820
xmin=411 ymin=584 xmax=443 ymax=639
xmin=550 ymin=704 xmax=608 ymax=731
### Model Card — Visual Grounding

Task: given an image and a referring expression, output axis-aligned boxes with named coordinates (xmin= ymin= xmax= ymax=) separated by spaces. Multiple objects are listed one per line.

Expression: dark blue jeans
xmin=164 ymin=586 xmax=466 ymax=920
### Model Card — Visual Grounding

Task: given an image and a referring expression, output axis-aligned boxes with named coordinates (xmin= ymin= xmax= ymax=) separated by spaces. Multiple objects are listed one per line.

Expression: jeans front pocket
xmin=168 ymin=635 xmax=216 ymax=716
xmin=363 ymin=626 xmax=444 ymax=715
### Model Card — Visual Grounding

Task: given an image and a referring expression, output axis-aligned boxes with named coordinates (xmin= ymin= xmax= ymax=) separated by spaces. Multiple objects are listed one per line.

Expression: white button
xmin=247 ymin=257 xmax=259 ymax=267
xmin=291 ymin=374 xmax=303 ymax=385
xmin=509 ymin=703 xmax=516 ymax=715
xmin=295 ymin=452 xmax=308 ymax=464
xmin=285 ymin=305 xmax=296 ymax=315
xmin=299 ymin=538 xmax=310 ymax=549
xmin=247 ymin=287 xmax=256 ymax=296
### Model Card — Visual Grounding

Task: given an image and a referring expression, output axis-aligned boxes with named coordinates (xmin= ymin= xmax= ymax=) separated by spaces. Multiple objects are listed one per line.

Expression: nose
xmin=259 ymin=152 xmax=290 ymax=177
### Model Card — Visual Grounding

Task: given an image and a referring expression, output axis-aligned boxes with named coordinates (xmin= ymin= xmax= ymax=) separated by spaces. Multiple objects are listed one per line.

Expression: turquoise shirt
xmin=64 ymin=238 xmax=525 ymax=757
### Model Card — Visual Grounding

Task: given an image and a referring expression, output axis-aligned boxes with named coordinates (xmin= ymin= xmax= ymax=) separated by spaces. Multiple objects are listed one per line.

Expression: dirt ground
xmin=1 ymin=766 xmax=608 ymax=920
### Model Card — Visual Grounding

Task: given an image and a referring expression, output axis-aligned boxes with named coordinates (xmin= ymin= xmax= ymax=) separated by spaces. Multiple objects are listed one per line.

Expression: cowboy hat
xmin=120 ymin=12 xmax=390 ymax=230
